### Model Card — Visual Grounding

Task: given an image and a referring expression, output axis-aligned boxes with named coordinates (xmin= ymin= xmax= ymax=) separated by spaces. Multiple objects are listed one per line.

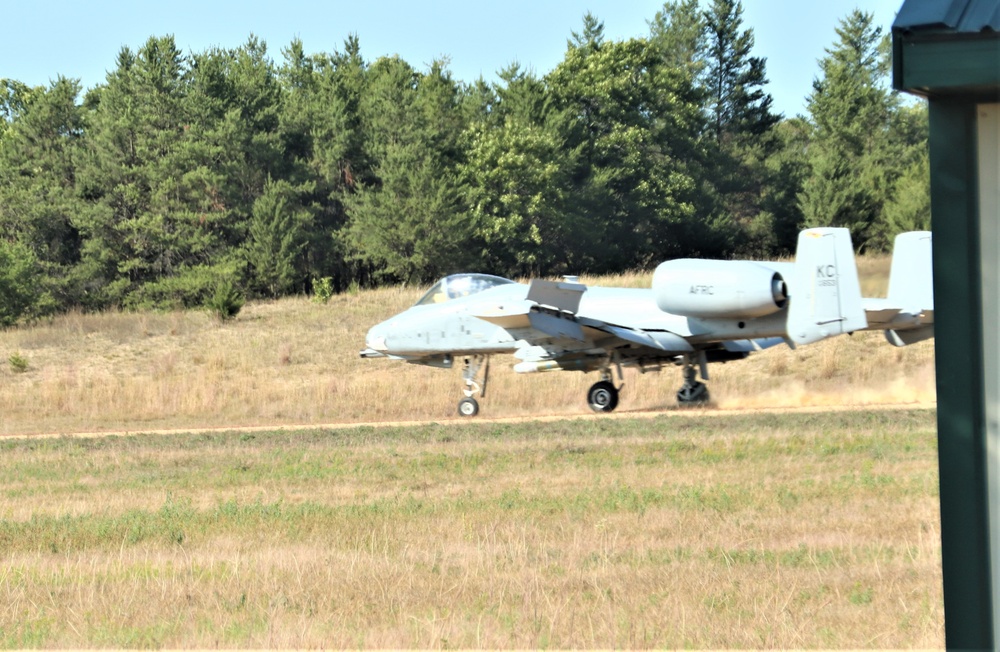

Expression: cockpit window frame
xmin=414 ymin=273 xmax=516 ymax=306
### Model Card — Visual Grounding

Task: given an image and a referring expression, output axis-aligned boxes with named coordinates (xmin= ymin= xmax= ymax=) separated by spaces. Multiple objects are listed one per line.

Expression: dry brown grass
xmin=0 ymin=258 xmax=932 ymax=436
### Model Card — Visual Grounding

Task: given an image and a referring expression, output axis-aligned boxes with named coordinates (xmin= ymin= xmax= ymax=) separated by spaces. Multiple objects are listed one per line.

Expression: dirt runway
xmin=5 ymin=399 xmax=937 ymax=441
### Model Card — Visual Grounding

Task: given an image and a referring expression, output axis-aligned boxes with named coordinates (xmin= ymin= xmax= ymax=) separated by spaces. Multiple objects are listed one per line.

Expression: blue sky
xmin=4 ymin=0 xmax=903 ymax=118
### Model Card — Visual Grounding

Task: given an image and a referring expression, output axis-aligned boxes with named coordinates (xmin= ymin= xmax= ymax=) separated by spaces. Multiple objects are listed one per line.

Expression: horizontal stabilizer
xmin=863 ymin=306 xmax=902 ymax=326
xmin=886 ymin=324 xmax=934 ymax=347
xmin=864 ymin=300 xmax=933 ymax=329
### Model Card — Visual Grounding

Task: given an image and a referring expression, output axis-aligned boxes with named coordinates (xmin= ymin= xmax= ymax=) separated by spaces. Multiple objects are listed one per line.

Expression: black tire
xmin=458 ymin=397 xmax=480 ymax=417
xmin=676 ymin=381 xmax=710 ymax=404
xmin=587 ymin=381 xmax=619 ymax=413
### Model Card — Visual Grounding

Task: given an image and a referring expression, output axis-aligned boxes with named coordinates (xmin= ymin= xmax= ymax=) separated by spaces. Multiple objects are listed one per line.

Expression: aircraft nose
xmin=365 ymin=322 xmax=391 ymax=352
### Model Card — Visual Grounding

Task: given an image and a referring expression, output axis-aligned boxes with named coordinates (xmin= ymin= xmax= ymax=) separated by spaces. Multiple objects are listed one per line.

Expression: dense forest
xmin=0 ymin=1 xmax=928 ymax=324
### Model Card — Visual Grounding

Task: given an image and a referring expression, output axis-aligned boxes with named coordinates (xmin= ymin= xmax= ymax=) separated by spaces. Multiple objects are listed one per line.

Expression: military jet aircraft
xmin=360 ymin=228 xmax=933 ymax=416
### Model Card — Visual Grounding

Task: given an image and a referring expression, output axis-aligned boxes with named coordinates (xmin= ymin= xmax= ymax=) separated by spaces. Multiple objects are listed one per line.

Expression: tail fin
xmin=786 ymin=227 xmax=867 ymax=346
xmin=884 ymin=231 xmax=934 ymax=346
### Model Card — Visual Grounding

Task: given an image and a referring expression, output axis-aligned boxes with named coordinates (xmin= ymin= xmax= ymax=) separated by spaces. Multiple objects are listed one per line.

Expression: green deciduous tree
xmin=547 ymin=20 xmax=710 ymax=269
xmin=0 ymin=79 xmax=37 ymax=142
xmin=879 ymin=136 xmax=930 ymax=241
xmin=462 ymin=116 xmax=572 ymax=276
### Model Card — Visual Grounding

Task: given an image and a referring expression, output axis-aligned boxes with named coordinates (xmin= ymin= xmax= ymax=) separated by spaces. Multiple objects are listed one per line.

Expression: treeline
xmin=0 ymin=1 xmax=928 ymax=323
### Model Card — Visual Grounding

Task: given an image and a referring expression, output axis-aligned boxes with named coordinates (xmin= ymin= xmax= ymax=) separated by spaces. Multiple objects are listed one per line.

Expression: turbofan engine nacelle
xmin=653 ymin=259 xmax=788 ymax=319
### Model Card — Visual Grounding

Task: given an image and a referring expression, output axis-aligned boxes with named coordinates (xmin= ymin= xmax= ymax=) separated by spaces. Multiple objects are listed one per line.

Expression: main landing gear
xmin=585 ymin=352 xmax=712 ymax=413
xmin=587 ymin=365 xmax=622 ymax=413
xmin=676 ymin=353 xmax=710 ymax=405
xmin=454 ymin=352 xmax=709 ymax=417
xmin=457 ymin=355 xmax=489 ymax=417
xmin=587 ymin=380 xmax=619 ymax=412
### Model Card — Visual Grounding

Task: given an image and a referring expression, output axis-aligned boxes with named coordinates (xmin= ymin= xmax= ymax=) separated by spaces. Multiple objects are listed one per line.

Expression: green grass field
xmin=0 ymin=409 xmax=942 ymax=648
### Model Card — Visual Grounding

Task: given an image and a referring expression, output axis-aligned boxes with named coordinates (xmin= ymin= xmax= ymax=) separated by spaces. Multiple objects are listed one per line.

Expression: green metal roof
xmin=894 ymin=0 xmax=1000 ymax=33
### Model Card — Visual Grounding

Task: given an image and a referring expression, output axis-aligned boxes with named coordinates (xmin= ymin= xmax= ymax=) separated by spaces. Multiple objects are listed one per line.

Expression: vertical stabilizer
xmin=786 ymin=227 xmax=867 ymax=345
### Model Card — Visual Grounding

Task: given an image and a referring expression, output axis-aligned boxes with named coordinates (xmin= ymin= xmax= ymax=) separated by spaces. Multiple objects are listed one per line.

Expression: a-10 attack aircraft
xmin=360 ymin=228 xmax=934 ymax=417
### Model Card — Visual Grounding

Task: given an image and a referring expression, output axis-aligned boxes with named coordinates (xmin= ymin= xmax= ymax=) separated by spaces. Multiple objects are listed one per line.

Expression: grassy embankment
xmin=0 ymin=409 xmax=941 ymax=648
xmin=0 ymin=254 xmax=934 ymax=435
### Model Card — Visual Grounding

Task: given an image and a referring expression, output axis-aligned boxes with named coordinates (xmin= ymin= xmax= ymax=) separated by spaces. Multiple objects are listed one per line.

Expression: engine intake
xmin=653 ymin=259 xmax=788 ymax=319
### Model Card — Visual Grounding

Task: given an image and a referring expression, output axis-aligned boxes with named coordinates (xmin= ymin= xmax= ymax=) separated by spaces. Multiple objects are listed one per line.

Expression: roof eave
xmin=893 ymin=28 xmax=1000 ymax=97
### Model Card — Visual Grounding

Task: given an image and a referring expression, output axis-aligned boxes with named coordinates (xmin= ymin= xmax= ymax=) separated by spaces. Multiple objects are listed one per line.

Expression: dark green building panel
xmin=898 ymin=38 xmax=1000 ymax=97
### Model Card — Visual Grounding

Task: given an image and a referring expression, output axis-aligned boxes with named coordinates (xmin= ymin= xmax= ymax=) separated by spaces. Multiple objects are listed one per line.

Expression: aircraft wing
xmin=474 ymin=279 xmax=786 ymax=359
xmin=473 ymin=280 xmax=686 ymax=352
xmin=472 ymin=304 xmax=533 ymax=330
xmin=595 ymin=323 xmax=693 ymax=351
xmin=472 ymin=279 xmax=589 ymax=341
xmin=721 ymin=337 xmax=787 ymax=353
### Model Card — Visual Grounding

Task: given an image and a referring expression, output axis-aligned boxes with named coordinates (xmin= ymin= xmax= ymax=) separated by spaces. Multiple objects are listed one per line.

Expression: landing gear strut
xmin=457 ymin=355 xmax=490 ymax=417
xmin=676 ymin=354 xmax=710 ymax=404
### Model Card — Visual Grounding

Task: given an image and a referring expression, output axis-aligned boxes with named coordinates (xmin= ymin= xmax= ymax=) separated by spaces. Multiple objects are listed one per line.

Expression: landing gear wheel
xmin=587 ymin=381 xmax=619 ymax=413
xmin=458 ymin=397 xmax=480 ymax=417
xmin=676 ymin=381 xmax=709 ymax=404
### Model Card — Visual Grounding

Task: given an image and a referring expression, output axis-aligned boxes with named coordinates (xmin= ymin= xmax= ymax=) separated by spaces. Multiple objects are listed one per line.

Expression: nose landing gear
xmin=457 ymin=355 xmax=489 ymax=417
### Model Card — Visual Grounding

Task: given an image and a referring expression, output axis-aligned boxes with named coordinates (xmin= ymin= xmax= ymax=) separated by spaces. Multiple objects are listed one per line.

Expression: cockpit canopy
xmin=415 ymin=274 xmax=515 ymax=306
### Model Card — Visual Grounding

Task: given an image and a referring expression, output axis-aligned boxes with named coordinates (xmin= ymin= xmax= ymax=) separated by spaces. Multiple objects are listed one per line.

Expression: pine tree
xmin=277 ymin=36 xmax=368 ymax=289
xmin=696 ymin=0 xmax=782 ymax=255
xmin=74 ymin=37 xmax=193 ymax=306
xmin=801 ymin=10 xmax=900 ymax=248
xmin=0 ymin=77 xmax=85 ymax=304
xmin=244 ymin=179 xmax=311 ymax=297
xmin=0 ymin=240 xmax=51 ymax=326
xmin=649 ymin=0 xmax=706 ymax=77
xmin=343 ymin=57 xmax=473 ymax=283
xmin=702 ymin=0 xmax=779 ymax=147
